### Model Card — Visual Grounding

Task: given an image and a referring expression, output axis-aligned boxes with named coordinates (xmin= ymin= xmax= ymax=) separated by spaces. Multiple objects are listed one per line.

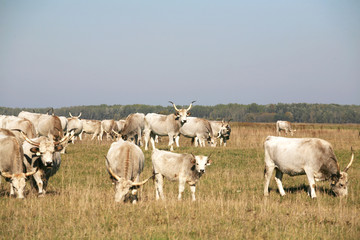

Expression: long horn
xmin=16 ymin=129 xmax=40 ymax=146
xmin=77 ymin=112 xmax=82 ymax=118
xmin=69 ymin=112 xmax=73 ymax=117
xmin=1 ymin=171 xmax=13 ymax=178
xmin=343 ymin=147 xmax=355 ymax=172
xmin=131 ymin=174 xmax=156 ymax=186
xmin=112 ymin=129 xmax=120 ymax=136
xmin=169 ymin=101 xmax=179 ymax=111
xmin=186 ymin=101 xmax=196 ymax=111
xmin=55 ymin=129 xmax=75 ymax=145
xmin=105 ymin=156 xmax=122 ymax=182
xmin=25 ymin=168 xmax=38 ymax=177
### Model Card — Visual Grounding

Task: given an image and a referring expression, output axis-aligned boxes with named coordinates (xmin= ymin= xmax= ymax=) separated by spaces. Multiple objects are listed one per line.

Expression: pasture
xmin=1 ymin=122 xmax=359 ymax=239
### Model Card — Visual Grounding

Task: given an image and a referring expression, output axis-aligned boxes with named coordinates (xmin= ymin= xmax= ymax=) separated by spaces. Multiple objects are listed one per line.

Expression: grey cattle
xmin=79 ymin=119 xmax=102 ymax=141
xmin=178 ymin=117 xmax=214 ymax=147
xmin=0 ymin=129 xmax=36 ymax=198
xmin=152 ymin=149 xmax=211 ymax=201
xmin=276 ymin=120 xmax=296 ymax=136
xmin=18 ymin=111 xmax=63 ymax=140
xmin=101 ymin=119 xmax=119 ymax=140
xmin=105 ymin=139 xmax=152 ymax=203
xmin=58 ymin=116 xmax=68 ymax=133
xmin=21 ymin=131 xmax=73 ymax=196
xmin=0 ymin=115 xmax=36 ymax=143
xmin=67 ymin=112 xmax=83 ymax=143
xmin=264 ymin=136 xmax=355 ymax=198
xmin=119 ymin=113 xmax=145 ymax=146
xmin=144 ymin=101 xmax=195 ymax=151
xmin=209 ymin=120 xmax=231 ymax=147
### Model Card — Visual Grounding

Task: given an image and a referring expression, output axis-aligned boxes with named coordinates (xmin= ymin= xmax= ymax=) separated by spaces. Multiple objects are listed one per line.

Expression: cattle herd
xmin=0 ymin=102 xmax=355 ymax=203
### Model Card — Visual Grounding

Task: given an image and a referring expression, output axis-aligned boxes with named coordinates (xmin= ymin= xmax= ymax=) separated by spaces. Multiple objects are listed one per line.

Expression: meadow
xmin=1 ymin=122 xmax=359 ymax=239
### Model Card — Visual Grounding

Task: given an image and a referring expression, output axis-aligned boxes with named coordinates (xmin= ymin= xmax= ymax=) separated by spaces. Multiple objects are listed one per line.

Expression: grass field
xmin=1 ymin=122 xmax=359 ymax=239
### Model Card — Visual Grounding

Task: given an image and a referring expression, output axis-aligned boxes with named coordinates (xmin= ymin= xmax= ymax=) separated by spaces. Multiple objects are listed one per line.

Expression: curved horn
xmin=112 ymin=129 xmax=120 ymax=136
xmin=17 ymin=130 xmax=40 ymax=146
xmin=25 ymin=168 xmax=38 ymax=177
xmin=69 ymin=112 xmax=73 ymax=117
xmin=77 ymin=112 xmax=82 ymax=118
xmin=1 ymin=171 xmax=13 ymax=178
xmin=169 ymin=101 xmax=180 ymax=111
xmin=343 ymin=147 xmax=355 ymax=172
xmin=54 ymin=129 xmax=75 ymax=145
xmin=131 ymin=174 xmax=155 ymax=186
xmin=105 ymin=156 xmax=122 ymax=182
xmin=186 ymin=101 xmax=196 ymax=111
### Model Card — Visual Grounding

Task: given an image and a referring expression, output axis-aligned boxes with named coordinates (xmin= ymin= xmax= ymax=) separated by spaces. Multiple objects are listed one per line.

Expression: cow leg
xmin=175 ymin=135 xmax=180 ymax=147
xmin=32 ymin=172 xmax=45 ymax=196
xmin=168 ymin=134 xmax=175 ymax=151
xmin=143 ymin=129 xmax=151 ymax=150
xmin=304 ymin=168 xmax=317 ymax=198
xmin=275 ymin=169 xmax=286 ymax=196
xmin=264 ymin=164 xmax=275 ymax=196
xmin=190 ymin=184 xmax=196 ymax=201
xmin=9 ymin=183 xmax=14 ymax=197
xmin=178 ymin=178 xmax=186 ymax=200
xmin=155 ymin=174 xmax=164 ymax=200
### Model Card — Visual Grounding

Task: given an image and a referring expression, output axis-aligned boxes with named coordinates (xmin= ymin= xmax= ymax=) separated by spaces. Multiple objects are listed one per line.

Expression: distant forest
xmin=1 ymin=103 xmax=360 ymax=124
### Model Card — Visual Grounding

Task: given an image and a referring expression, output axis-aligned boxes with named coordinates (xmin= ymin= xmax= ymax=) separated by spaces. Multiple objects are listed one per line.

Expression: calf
xmin=152 ymin=149 xmax=211 ymax=201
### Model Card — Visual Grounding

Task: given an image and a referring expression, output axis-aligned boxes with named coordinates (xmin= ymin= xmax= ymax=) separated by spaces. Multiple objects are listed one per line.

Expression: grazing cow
xmin=0 ymin=129 xmax=37 ymax=198
xmin=21 ymin=131 xmax=73 ymax=196
xmin=101 ymin=119 xmax=119 ymax=140
xmin=18 ymin=111 xmax=63 ymax=140
xmin=177 ymin=117 xmax=215 ymax=147
xmin=0 ymin=115 xmax=37 ymax=143
xmin=144 ymin=101 xmax=195 ymax=151
xmin=120 ymin=113 xmax=145 ymax=146
xmin=105 ymin=139 xmax=152 ymax=203
xmin=209 ymin=120 xmax=231 ymax=147
xmin=79 ymin=119 xmax=102 ymax=141
xmin=276 ymin=120 xmax=296 ymax=136
xmin=264 ymin=136 xmax=355 ymax=198
xmin=152 ymin=149 xmax=211 ymax=201
xmin=67 ymin=112 xmax=83 ymax=143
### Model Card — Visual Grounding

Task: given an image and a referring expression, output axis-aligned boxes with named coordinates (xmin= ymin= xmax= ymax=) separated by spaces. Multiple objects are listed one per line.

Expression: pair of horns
xmin=17 ymin=129 xmax=75 ymax=146
xmin=69 ymin=112 xmax=82 ymax=118
xmin=1 ymin=168 xmax=38 ymax=179
xmin=169 ymin=101 xmax=196 ymax=112
xmin=105 ymin=157 xmax=153 ymax=187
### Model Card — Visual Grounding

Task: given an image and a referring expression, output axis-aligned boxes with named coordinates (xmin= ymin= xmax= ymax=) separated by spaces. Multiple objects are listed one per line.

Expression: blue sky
xmin=1 ymin=1 xmax=359 ymax=108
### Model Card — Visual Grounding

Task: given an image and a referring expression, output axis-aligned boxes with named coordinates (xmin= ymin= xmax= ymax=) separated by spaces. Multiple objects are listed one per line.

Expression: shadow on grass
xmin=269 ymin=184 xmax=335 ymax=197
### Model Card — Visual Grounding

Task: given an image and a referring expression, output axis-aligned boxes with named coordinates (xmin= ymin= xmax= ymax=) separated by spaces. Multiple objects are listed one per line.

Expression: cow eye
xmin=339 ymin=184 xmax=344 ymax=187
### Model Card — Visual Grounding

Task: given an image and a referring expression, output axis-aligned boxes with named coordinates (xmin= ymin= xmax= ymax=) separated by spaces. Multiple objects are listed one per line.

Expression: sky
xmin=1 ymin=0 xmax=359 ymax=108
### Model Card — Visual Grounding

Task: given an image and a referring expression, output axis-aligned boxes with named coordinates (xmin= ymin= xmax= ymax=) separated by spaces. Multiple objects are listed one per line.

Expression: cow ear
xmin=30 ymin=147 xmax=40 ymax=154
xmin=187 ymin=112 xmax=191 ymax=116
xmin=55 ymin=145 xmax=63 ymax=152
xmin=190 ymin=154 xmax=196 ymax=164
xmin=207 ymin=159 xmax=212 ymax=166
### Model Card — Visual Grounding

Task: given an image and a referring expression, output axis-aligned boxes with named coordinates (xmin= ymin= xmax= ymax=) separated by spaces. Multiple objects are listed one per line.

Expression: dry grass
xmin=1 ymin=123 xmax=360 ymax=239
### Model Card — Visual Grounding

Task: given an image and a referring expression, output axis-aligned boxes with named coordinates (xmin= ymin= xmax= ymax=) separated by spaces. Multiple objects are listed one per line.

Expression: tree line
xmin=1 ymin=103 xmax=359 ymax=123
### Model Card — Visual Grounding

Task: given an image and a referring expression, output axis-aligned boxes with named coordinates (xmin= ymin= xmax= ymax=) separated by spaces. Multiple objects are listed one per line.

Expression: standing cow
xmin=120 ymin=113 xmax=145 ymax=146
xmin=21 ymin=131 xmax=73 ymax=196
xmin=101 ymin=119 xmax=119 ymax=141
xmin=79 ymin=119 xmax=102 ymax=141
xmin=144 ymin=101 xmax=195 ymax=151
xmin=105 ymin=139 xmax=152 ymax=203
xmin=209 ymin=120 xmax=231 ymax=147
xmin=0 ymin=129 xmax=37 ymax=198
xmin=178 ymin=117 xmax=215 ymax=147
xmin=152 ymin=149 xmax=211 ymax=201
xmin=18 ymin=111 xmax=63 ymax=140
xmin=67 ymin=112 xmax=83 ymax=143
xmin=0 ymin=115 xmax=37 ymax=143
xmin=264 ymin=136 xmax=354 ymax=198
xmin=276 ymin=120 xmax=296 ymax=136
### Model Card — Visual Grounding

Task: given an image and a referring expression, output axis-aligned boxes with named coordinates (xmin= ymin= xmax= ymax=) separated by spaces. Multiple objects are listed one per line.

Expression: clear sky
xmin=1 ymin=0 xmax=359 ymax=108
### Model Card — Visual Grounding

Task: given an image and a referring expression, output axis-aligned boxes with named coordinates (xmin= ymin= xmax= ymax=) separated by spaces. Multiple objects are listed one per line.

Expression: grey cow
xmin=264 ymin=136 xmax=354 ymax=198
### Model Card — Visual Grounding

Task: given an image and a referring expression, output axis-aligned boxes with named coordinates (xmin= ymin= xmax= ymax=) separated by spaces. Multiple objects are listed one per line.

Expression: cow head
xmin=331 ymin=149 xmax=354 ymax=197
xmin=21 ymin=130 xmax=74 ymax=167
xmin=169 ymin=101 xmax=195 ymax=125
xmin=219 ymin=120 xmax=231 ymax=139
xmin=191 ymin=154 xmax=212 ymax=175
xmin=1 ymin=170 xmax=37 ymax=199
xmin=106 ymin=158 xmax=153 ymax=203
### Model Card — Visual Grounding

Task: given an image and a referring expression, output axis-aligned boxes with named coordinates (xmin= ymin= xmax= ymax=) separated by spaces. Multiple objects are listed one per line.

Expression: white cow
xmin=152 ymin=149 xmax=211 ymax=201
xmin=178 ymin=117 xmax=215 ymax=147
xmin=144 ymin=101 xmax=195 ymax=151
xmin=209 ymin=120 xmax=231 ymax=147
xmin=79 ymin=119 xmax=102 ymax=141
xmin=105 ymin=139 xmax=152 ymax=203
xmin=276 ymin=120 xmax=296 ymax=136
xmin=264 ymin=136 xmax=354 ymax=198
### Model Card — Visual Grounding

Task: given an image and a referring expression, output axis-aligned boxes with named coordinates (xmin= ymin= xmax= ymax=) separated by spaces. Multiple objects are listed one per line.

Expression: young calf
xmin=151 ymin=149 xmax=211 ymax=201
